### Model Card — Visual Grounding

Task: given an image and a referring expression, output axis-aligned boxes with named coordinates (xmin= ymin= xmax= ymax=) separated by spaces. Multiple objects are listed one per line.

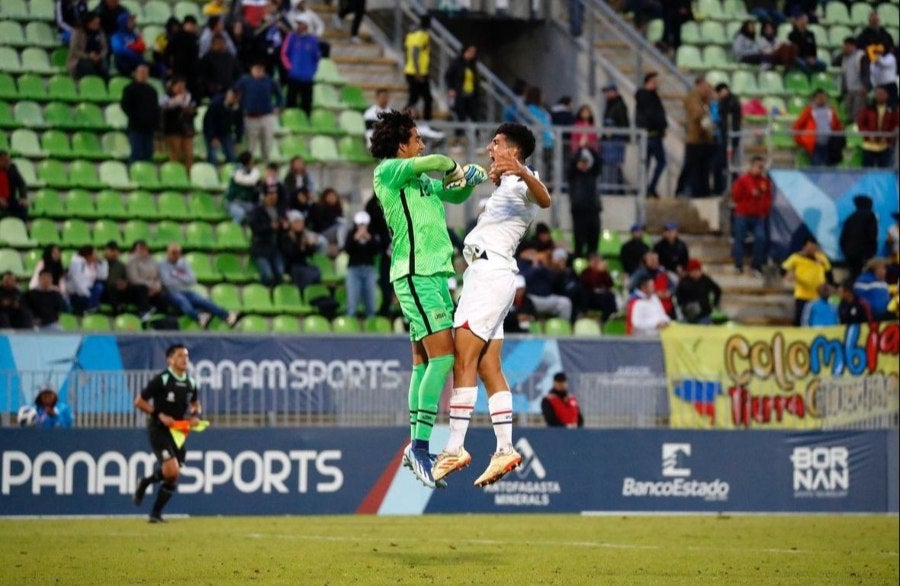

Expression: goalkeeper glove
xmin=443 ymin=163 xmax=488 ymax=189
xmin=442 ymin=161 xmax=466 ymax=189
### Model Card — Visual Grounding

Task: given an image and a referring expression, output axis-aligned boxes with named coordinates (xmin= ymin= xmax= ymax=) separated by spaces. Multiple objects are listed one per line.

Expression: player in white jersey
xmin=432 ymin=123 xmax=551 ymax=487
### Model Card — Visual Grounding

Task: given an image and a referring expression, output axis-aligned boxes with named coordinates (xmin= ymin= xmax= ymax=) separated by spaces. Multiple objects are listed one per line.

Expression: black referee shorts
xmin=148 ymin=424 xmax=186 ymax=465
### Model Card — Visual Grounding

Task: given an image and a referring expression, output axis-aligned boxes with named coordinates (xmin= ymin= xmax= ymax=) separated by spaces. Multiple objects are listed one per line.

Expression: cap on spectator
xmin=294 ymin=13 xmax=310 ymax=26
xmin=105 ymin=240 xmax=119 ymax=250
xmin=132 ymin=239 xmax=148 ymax=250
xmin=664 ymin=222 xmax=678 ymax=231
xmin=353 ymin=210 xmax=371 ymax=225
xmin=601 ymin=83 xmax=617 ymax=92
xmin=686 ymin=258 xmax=702 ymax=272
xmin=514 ymin=274 xmax=526 ymax=289
xmin=553 ymin=372 xmax=567 ymax=382
xmin=286 ymin=210 xmax=305 ymax=223
xmin=551 ymin=248 xmax=568 ymax=262
xmin=630 ymin=223 xmax=645 ymax=232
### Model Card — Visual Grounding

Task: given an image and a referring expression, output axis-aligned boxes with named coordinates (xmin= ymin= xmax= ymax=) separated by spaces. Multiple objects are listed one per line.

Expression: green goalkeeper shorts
xmin=393 ymin=274 xmax=454 ymax=342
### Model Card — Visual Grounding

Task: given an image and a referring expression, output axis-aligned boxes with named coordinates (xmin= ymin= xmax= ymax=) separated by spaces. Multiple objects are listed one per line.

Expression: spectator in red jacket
xmin=793 ymin=89 xmax=844 ymax=166
xmin=731 ymin=156 xmax=773 ymax=275
xmin=540 ymin=372 xmax=583 ymax=428
xmin=858 ymin=86 xmax=900 ymax=168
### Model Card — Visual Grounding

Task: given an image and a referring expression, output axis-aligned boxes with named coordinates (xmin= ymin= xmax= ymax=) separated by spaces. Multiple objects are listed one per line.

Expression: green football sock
xmin=415 ymin=354 xmax=454 ymax=443
xmin=408 ymin=363 xmax=426 ymax=440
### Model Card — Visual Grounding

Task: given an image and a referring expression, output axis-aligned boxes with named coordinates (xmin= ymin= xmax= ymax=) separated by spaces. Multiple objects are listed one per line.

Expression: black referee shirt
xmin=140 ymin=369 xmax=198 ymax=428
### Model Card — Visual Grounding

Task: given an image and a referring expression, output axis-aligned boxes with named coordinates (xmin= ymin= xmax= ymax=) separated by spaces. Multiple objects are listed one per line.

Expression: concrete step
xmin=330 ymin=42 xmax=386 ymax=60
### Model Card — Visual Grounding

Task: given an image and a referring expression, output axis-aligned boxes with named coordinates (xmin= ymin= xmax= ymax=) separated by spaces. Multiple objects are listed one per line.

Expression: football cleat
xmin=432 ymin=447 xmax=472 ymax=482
xmin=474 ymin=448 xmax=522 ymax=487
xmin=148 ymin=514 xmax=166 ymax=524
xmin=408 ymin=448 xmax=437 ymax=489
xmin=402 ymin=444 xmax=447 ymax=488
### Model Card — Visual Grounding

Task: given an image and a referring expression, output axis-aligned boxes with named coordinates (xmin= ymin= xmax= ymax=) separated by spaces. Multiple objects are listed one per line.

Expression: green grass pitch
xmin=1 ymin=515 xmax=896 ymax=584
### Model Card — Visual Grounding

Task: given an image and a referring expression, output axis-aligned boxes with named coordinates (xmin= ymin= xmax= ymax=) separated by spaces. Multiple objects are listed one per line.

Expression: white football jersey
xmin=463 ymin=169 xmax=539 ymax=269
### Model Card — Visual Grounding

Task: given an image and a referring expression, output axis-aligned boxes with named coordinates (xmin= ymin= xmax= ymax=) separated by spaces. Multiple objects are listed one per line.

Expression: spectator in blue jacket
xmin=280 ymin=15 xmax=320 ymax=116
xmin=801 ymin=283 xmax=839 ymax=326
xmin=233 ymin=61 xmax=284 ymax=163
xmin=33 ymin=388 xmax=73 ymax=429
xmin=854 ymin=258 xmax=891 ymax=320
xmin=110 ymin=11 xmax=145 ymax=76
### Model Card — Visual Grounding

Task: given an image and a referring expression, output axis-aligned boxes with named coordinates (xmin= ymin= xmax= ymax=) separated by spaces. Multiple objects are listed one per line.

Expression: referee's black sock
xmin=145 ymin=469 xmax=164 ymax=484
xmin=151 ymin=482 xmax=176 ymax=517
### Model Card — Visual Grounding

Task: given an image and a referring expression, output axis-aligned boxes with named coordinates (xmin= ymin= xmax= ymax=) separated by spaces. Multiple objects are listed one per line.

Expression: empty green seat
xmin=680 ymin=22 xmax=700 ymax=45
xmin=64 ymin=189 xmax=96 ymax=218
xmin=159 ymin=161 xmax=191 ymax=190
xmin=312 ymin=83 xmax=343 ymax=110
xmin=107 ymin=76 xmax=130 ymax=102
xmin=185 ymin=221 xmax=216 ymax=250
xmin=41 ymin=130 xmax=73 ymax=159
xmin=122 ymin=219 xmax=151 ymax=247
xmin=0 ymin=217 xmax=37 ymax=248
xmin=699 ymin=21 xmax=726 ymax=45
xmin=337 ymin=136 xmax=373 ymax=164
xmin=81 ymin=314 xmax=111 ymax=331
xmin=0 ymin=0 xmax=29 ymax=20
xmin=143 ymin=0 xmax=172 ymax=25
xmin=49 ymin=47 xmax=68 ymax=70
xmin=603 ymin=318 xmax=626 ymax=335
xmin=95 ymin=189 xmax=128 ymax=219
xmin=675 ymin=45 xmax=702 ymax=70
xmin=30 ymin=189 xmax=64 ymax=218
xmin=313 ymin=59 xmax=345 ymax=85
xmin=0 ymin=48 xmax=22 ymax=75
xmin=785 ymin=71 xmax=810 ymax=95
xmin=301 ymin=315 xmax=331 ymax=334
xmin=331 ymin=315 xmax=360 ymax=334
xmin=74 ymin=102 xmax=107 ymax=130
xmin=92 ymin=219 xmax=123 ymax=247
xmin=101 ymin=131 xmax=131 ymax=160
xmin=0 ymin=248 xmax=26 ymax=277
xmin=215 ymin=252 xmax=254 ymax=282
xmin=825 ymin=1 xmax=852 ymax=25
xmin=188 ymin=191 xmax=227 ymax=221
xmin=0 ymin=101 xmax=15 ymax=129
xmin=184 ymin=252 xmax=217 ymax=282
xmin=210 ymin=283 xmax=242 ymax=311
xmin=339 ymin=84 xmax=368 ymax=110
xmin=27 ymin=218 xmax=58 ymax=247
xmin=79 ymin=75 xmax=109 ymax=103
xmin=810 ymin=72 xmax=839 ymax=98
xmin=271 ymin=314 xmax=301 ymax=333
xmin=99 ymin=160 xmax=136 ymax=190
xmin=281 ymin=108 xmax=310 ymax=133
xmin=338 ymin=110 xmax=366 ymax=136
xmin=157 ymin=191 xmax=189 ymax=220
xmin=281 ymin=135 xmax=311 ymax=160
xmin=238 ymin=314 xmax=269 ymax=333
xmin=241 ymin=284 xmax=276 ymax=314
xmin=130 ymin=161 xmax=161 ymax=190
xmin=215 ymin=222 xmax=249 ymax=250
xmin=543 ymin=318 xmax=572 ymax=336
xmin=310 ymin=136 xmax=341 ymax=163
xmin=310 ymin=108 xmax=343 ymax=135
xmin=0 ymin=22 xmax=26 ymax=49
xmin=731 ymin=70 xmax=761 ymax=96
xmin=598 ymin=229 xmax=622 ymax=258
xmin=48 ymin=75 xmax=79 ymax=102
xmin=37 ymin=159 xmax=69 ymax=189
xmin=113 ymin=313 xmax=142 ymax=331
xmin=16 ymin=73 xmax=46 ymax=101
xmin=69 ymin=159 xmax=103 ymax=189
xmin=190 ymin=162 xmax=222 ymax=191
xmin=125 ymin=191 xmax=157 ymax=219
xmin=174 ymin=1 xmax=200 ymax=20
xmin=61 ymin=219 xmax=93 ymax=248
xmin=150 ymin=220 xmax=183 ymax=250
xmin=25 ymin=21 xmax=57 ymax=48
xmin=363 ymin=316 xmax=391 ymax=333
xmin=104 ymin=103 xmax=127 ymax=130
xmin=702 ymin=45 xmax=731 ymax=70
xmin=71 ymin=131 xmax=107 ymax=160
xmin=273 ymin=283 xmax=310 ymax=314
xmin=757 ymin=71 xmax=785 ymax=95
xmin=573 ymin=318 xmax=601 ymax=336
xmin=14 ymin=101 xmax=46 ymax=129
xmin=44 ymin=101 xmax=75 ymax=129
xmin=11 ymin=129 xmax=46 ymax=158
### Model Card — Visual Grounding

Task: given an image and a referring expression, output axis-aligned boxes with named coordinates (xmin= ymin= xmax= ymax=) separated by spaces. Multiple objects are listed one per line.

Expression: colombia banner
xmin=661 ymin=323 xmax=899 ymax=429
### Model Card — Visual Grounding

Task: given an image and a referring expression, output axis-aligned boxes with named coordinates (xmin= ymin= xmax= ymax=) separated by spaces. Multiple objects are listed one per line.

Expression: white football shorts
xmin=453 ymin=256 xmax=517 ymax=341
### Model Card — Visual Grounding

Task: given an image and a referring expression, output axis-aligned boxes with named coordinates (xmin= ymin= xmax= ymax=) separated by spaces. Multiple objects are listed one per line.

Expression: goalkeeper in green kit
xmin=370 ymin=110 xmax=487 ymax=488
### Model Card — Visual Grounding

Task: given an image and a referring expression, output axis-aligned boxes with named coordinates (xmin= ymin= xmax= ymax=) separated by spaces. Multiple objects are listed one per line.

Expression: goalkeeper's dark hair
xmin=166 ymin=343 xmax=187 ymax=358
xmin=494 ymin=123 xmax=535 ymax=160
xmin=369 ymin=110 xmax=416 ymax=159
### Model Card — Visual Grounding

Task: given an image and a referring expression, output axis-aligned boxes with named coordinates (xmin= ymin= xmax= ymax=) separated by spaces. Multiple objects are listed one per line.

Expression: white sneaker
xmin=198 ymin=313 xmax=212 ymax=329
xmin=225 ymin=311 xmax=241 ymax=327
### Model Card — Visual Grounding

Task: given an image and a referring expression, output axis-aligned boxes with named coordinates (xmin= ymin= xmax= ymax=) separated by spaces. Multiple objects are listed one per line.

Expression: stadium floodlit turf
xmin=1 ymin=514 xmax=896 ymax=584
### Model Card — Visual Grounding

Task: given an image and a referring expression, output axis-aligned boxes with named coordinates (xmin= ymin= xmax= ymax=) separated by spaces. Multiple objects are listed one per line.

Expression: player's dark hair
xmin=166 ymin=343 xmax=187 ymax=358
xmin=494 ymin=123 xmax=536 ymax=160
xmin=369 ymin=110 xmax=416 ymax=159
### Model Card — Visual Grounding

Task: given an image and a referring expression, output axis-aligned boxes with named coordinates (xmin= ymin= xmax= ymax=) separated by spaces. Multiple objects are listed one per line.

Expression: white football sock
xmin=444 ymin=386 xmax=477 ymax=454
xmin=488 ymin=391 xmax=513 ymax=452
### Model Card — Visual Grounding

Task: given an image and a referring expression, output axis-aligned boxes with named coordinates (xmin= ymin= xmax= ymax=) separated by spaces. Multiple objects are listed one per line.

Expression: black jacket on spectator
xmin=653 ymin=238 xmax=690 ymax=273
xmin=718 ymin=92 xmax=742 ymax=150
xmin=202 ymin=92 xmax=242 ymax=141
xmin=839 ymin=195 xmax=878 ymax=275
xmin=344 ymin=227 xmax=381 ymax=267
xmin=503 ymin=294 xmax=538 ymax=334
xmin=280 ymin=229 xmax=317 ymax=269
xmin=248 ymin=204 xmax=281 ymax=258
xmin=675 ymin=275 xmax=722 ymax=322
xmin=620 ymin=237 xmax=650 ymax=275
xmin=635 ymin=88 xmax=668 ymax=135
xmin=23 ymin=289 xmax=67 ymax=327
xmin=95 ymin=0 xmax=126 ymax=38
xmin=603 ymin=96 xmax=629 ymax=132
xmin=567 ymin=149 xmax=601 ymax=214
xmin=0 ymin=163 xmax=28 ymax=206
xmin=198 ymin=50 xmax=239 ymax=98
xmin=166 ymin=30 xmax=200 ymax=88
xmin=788 ymin=27 xmax=818 ymax=60
xmin=839 ymin=297 xmax=873 ymax=324
xmin=121 ymin=81 xmax=160 ymax=132
xmin=307 ymin=203 xmax=342 ymax=234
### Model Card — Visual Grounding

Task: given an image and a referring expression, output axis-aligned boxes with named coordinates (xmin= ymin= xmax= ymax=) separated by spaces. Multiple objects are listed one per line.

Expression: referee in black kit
xmin=133 ymin=343 xmax=201 ymax=523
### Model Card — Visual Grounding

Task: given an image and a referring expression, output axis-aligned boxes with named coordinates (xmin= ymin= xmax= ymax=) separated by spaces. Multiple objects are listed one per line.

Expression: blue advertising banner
xmin=1 ymin=428 xmax=896 ymax=516
xmin=769 ymin=169 xmax=899 ymax=262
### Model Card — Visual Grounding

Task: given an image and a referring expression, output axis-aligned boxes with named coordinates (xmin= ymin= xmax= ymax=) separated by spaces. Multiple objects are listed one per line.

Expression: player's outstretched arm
xmin=410 ymin=154 xmax=457 ymax=176
xmin=492 ymin=148 xmax=551 ymax=208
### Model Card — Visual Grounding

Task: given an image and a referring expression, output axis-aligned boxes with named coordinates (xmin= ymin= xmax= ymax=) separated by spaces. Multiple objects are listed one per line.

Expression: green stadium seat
xmin=309 ymin=254 xmax=337 ymax=284
xmin=104 ymin=103 xmax=127 ymax=130
xmin=810 ymin=72 xmax=839 ymax=98
xmin=303 ymin=283 xmax=332 ymax=304
xmin=184 ymin=251 xmax=217 ymax=282
xmin=573 ymin=318 xmax=601 ymax=337
xmin=281 ymin=108 xmax=311 ymax=133
xmin=0 ymin=0 xmax=29 ymax=20
xmin=69 ymin=159 xmax=103 ymax=189
xmin=215 ymin=222 xmax=249 ymax=250
xmin=0 ymin=75 xmax=14 ymax=100
xmin=30 ymin=189 xmax=64 ymax=218
xmin=100 ymin=131 xmax=131 ymax=160
xmin=125 ymin=191 xmax=157 ymax=220
xmin=0 ymin=102 xmax=15 ymax=129
xmin=809 ymin=23 xmax=827 ymax=47
xmin=16 ymin=73 xmax=47 ymax=101
xmin=107 ymin=76 xmax=130 ymax=103
xmin=60 ymin=219 xmax=93 ymax=248
xmin=57 ymin=313 xmax=78 ymax=331
xmin=598 ymin=229 xmax=622 ymax=258
xmin=786 ymin=94 xmax=807 ymax=116
xmin=242 ymin=284 xmax=276 ymax=314
xmin=0 ymin=217 xmax=37 ymax=248
xmin=237 ymin=314 xmax=269 ymax=333
xmin=339 ymin=84 xmax=368 ymax=111
xmin=188 ymin=191 xmax=227 ymax=221
xmin=156 ymin=191 xmax=189 ymax=220
xmin=41 ymin=130 xmax=73 ymax=159
xmin=74 ymin=102 xmax=107 ymax=130
xmin=680 ymin=22 xmax=700 ymax=45
xmin=81 ymin=314 xmax=111 ymax=331
xmin=543 ymin=318 xmax=572 ymax=336
xmin=150 ymin=220 xmax=183 ymax=250
xmin=603 ymin=317 xmax=626 ymax=335
xmin=785 ymin=71 xmax=810 ymax=95
xmin=130 ymin=161 xmax=161 ymax=191
xmin=675 ymin=45 xmax=702 ymax=70
xmin=30 ymin=0 xmax=56 ymax=21
xmin=645 ymin=18 xmax=664 ymax=43
xmin=313 ymin=59 xmax=345 ymax=85
xmin=721 ymin=0 xmax=748 ymax=19
xmin=11 ymin=129 xmax=46 ymax=158
xmin=95 ymin=189 xmax=129 ymax=219
xmin=92 ymin=219 xmax=123 ymax=247
xmin=770 ymin=121 xmax=796 ymax=149
xmin=50 ymin=47 xmax=68 ymax=70
xmin=363 ymin=315 xmax=391 ymax=334
xmin=828 ymin=25 xmax=853 ymax=50
xmin=28 ymin=218 xmax=59 ymax=247
xmin=48 ymin=75 xmax=79 ymax=102
xmin=825 ymin=1 xmax=852 ymax=25
xmin=0 ymin=248 xmax=26 ymax=278
xmin=281 ymin=135 xmax=311 ymax=160
xmin=699 ymin=21 xmax=727 ymax=45
xmin=337 ymin=136 xmax=373 ymax=164
xmin=79 ymin=75 xmax=110 ymax=103
xmin=338 ymin=110 xmax=366 ymax=136
xmin=142 ymin=0 xmax=172 ymax=25
xmin=878 ymin=3 xmax=899 ymax=25
xmin=113 ymin=313 xmax=142 ymax=331
xmin=0 ymin=49 xmax=22 ymax=76
xmin=64 ymin=189 xmax=96 ymax=218
xmin=174 ymin=1 xmax=200 ymax=20
xmin=331 ymin=315 xmax=360 ymax=334
xmin=12 ymin=158 xmax=40 ymax=187
xmin=37 ymin=159 xmax=69 ymax=189
xmin=25 ymin=21 xmax=57 ymax=48
xmin=271 ymin=314 xmax=301 ymax=333
xmin=99 ymin=160 xmax=136 ymax=190
xmin=310 ymin=136 xmax=341 ymax=163
xmin=273 ymin=283 xmax=310 ymax=314
xmin=185 ymin=221 xmax=216 ymax=250
xmin=215 ymin=252 xmax=254 ymax=282
xmin=210 ymin=283 xmax=242 ymax=312
xmin=159 ymin=161 xmax=191 ymax=190
xmin=0 ymin=22 xmax=26 ymax=49
xmin=0 ymin=133 xmax=7 ymax=152
xmin=14 ymin=101 xmax=46 ymax=129
xmin=71 ymin=131 xmax=108 ymax=160
xmin=44 ymin=101 xmax=79 ymax=130
xmin=122 ymin=219 xmax=151 ymax=248
xmin=312 ymin=83 xmax=343 ymax=110
xmin=757 ymin=71 xmax=785 ymax=96
xmin=703 ymin=70 xmax=729 ymax=89
xmin=302 ymin=314 xmax=331 ymax=334
xmin=702 ymin=45 xmax=731 ymax=70
xmin=21 ymin=248 xmax=41 ymax=275
xmin=310 ymin=108 xmax=343 ymax=135
xmin=845 ymin=123 xmax=862 ymax=148
xmin=190 ymin=162 xmax=223 ymax=191
xmin=731 ymin=70 xmax=761 ymax=96
xmin=695 ymin=0 xmax=723 ymax=20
